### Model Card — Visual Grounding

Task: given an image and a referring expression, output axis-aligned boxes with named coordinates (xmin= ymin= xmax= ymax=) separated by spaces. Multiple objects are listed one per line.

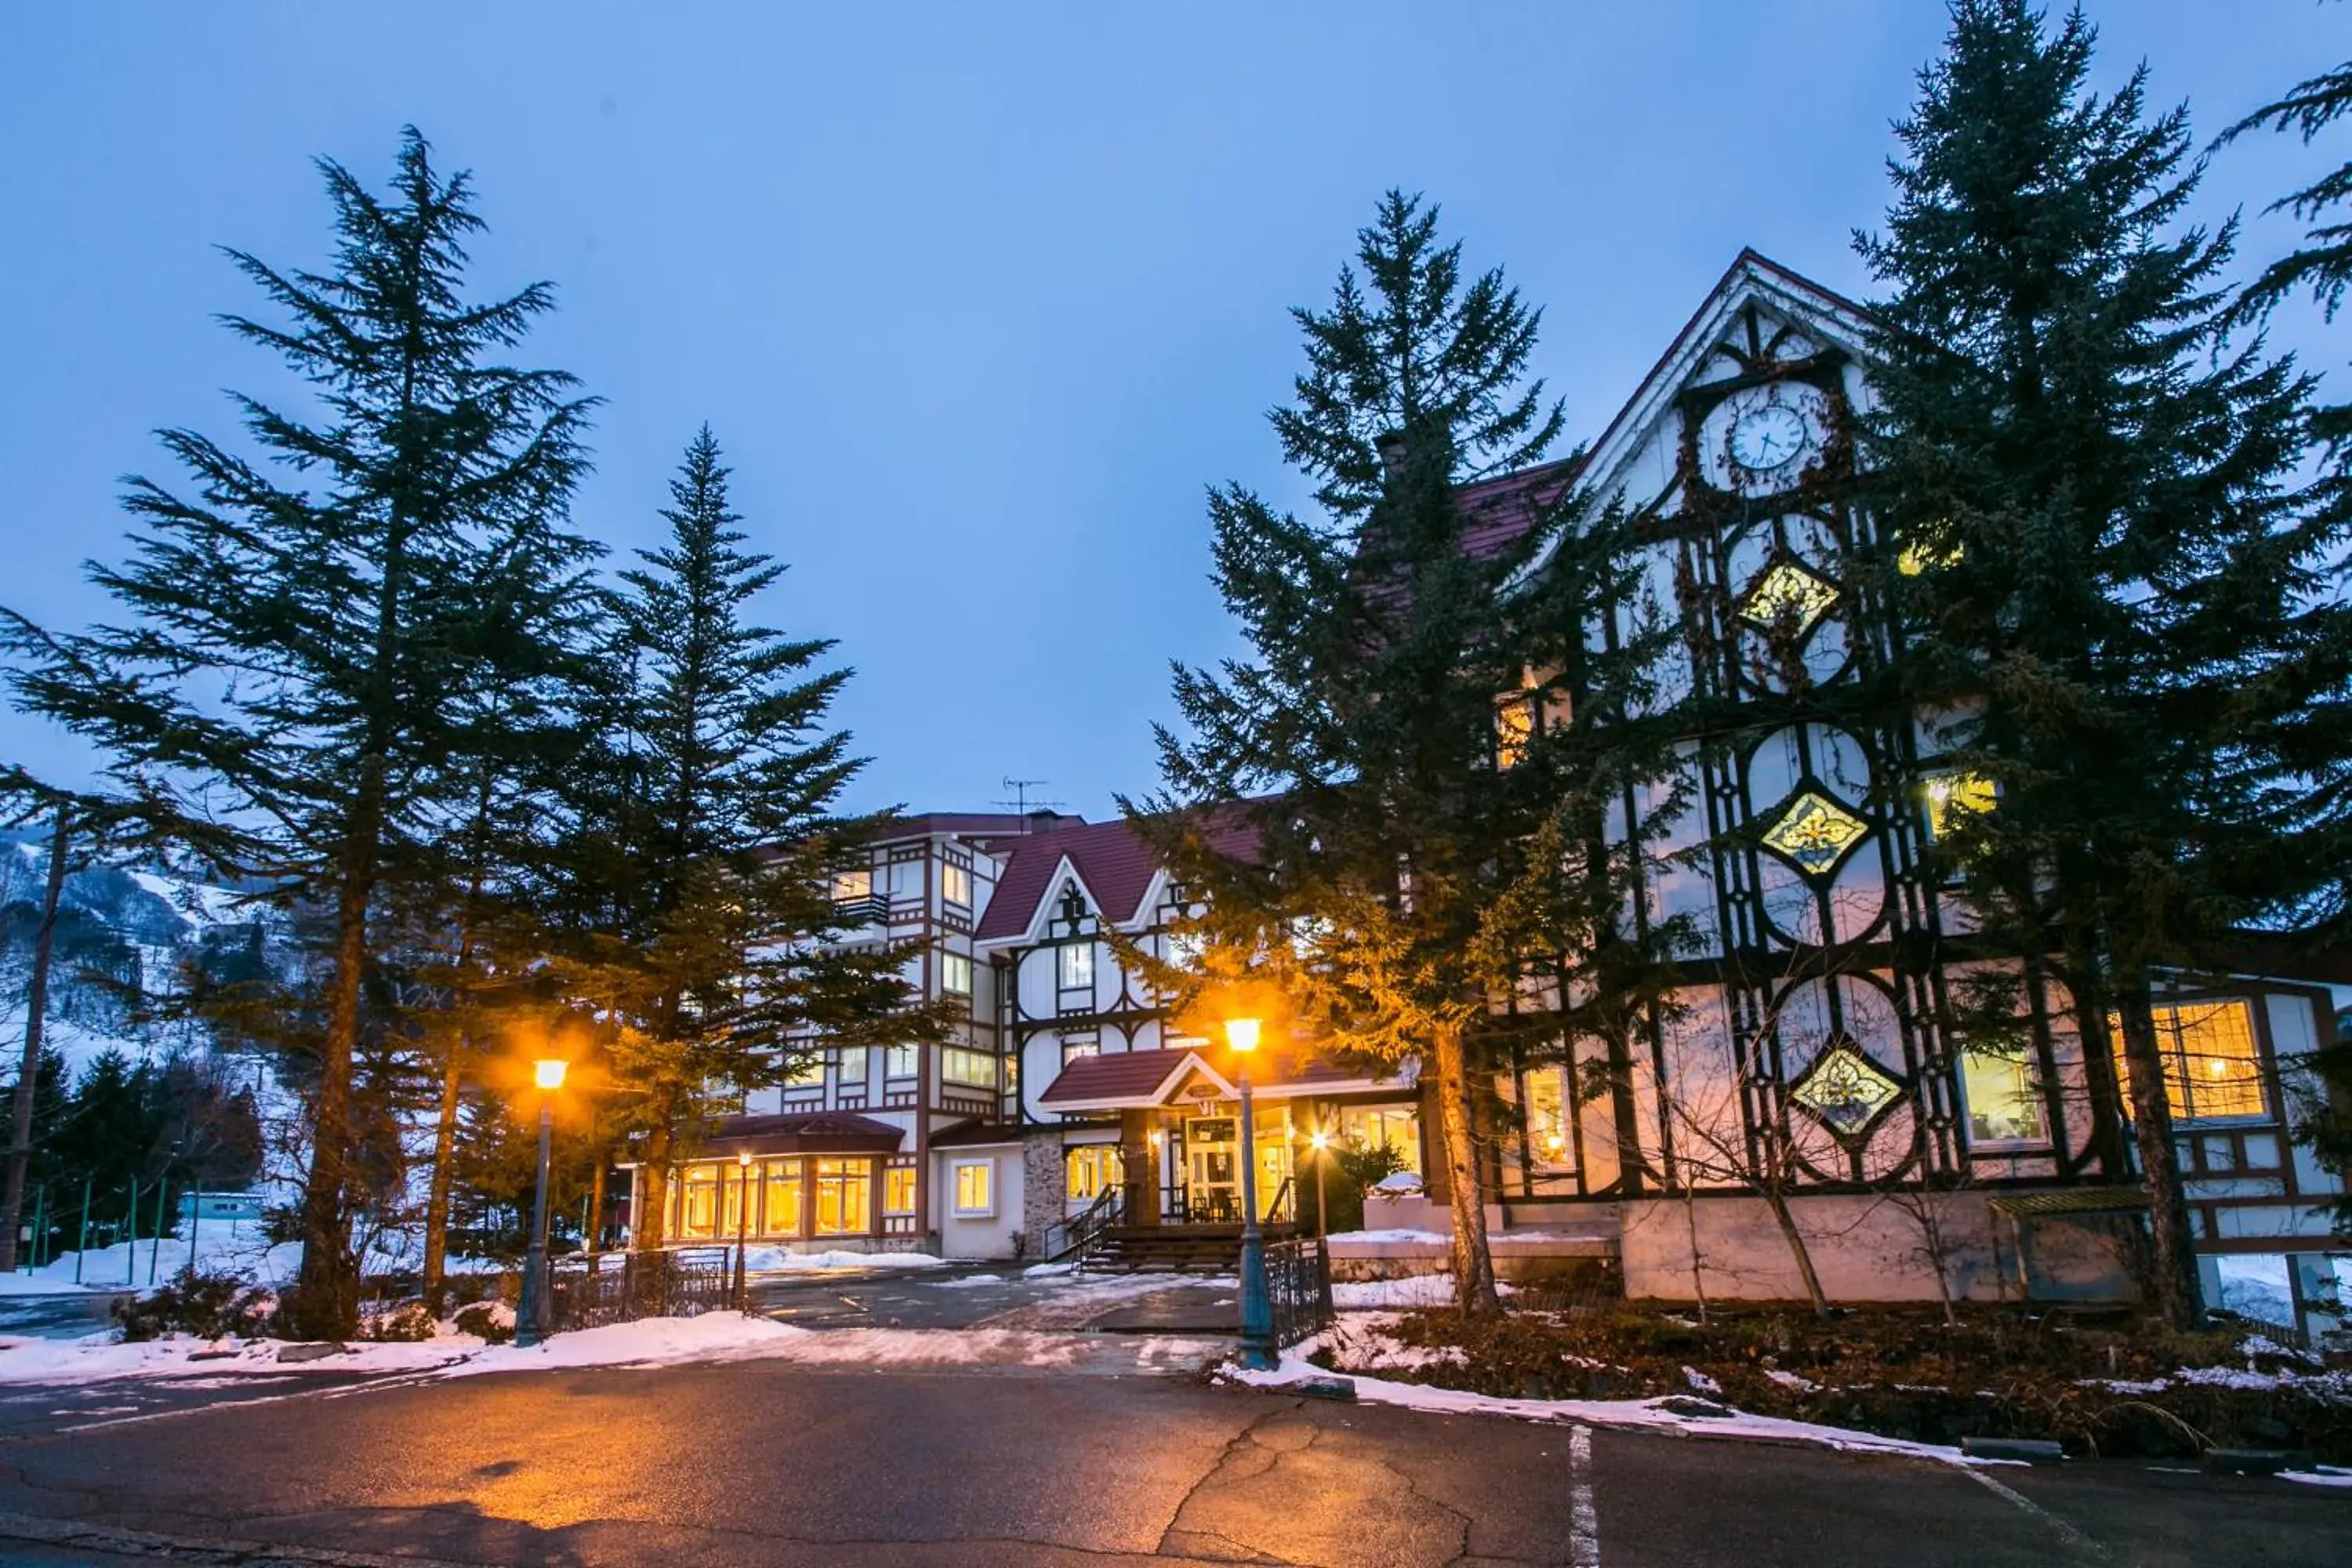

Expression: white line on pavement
xmin=1570 ymin=1423 xmax=1600 ymax=1568
xmin=1961 ymin=1466 xmax=2111 ymax=1563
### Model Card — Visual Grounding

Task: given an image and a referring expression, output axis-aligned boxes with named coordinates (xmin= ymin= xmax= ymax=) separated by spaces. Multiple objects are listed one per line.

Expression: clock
xmin=1730 ymin=405 xmax=1807 ymax=472
xmin=1696 ymin=382 xmax=1831 ymax=497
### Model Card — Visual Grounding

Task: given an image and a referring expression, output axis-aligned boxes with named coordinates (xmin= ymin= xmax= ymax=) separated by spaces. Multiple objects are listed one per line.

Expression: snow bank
xmin=1225 ymin=1341 xmax=1994 ymax=1465
xmin=1326 ymin=1229 xmax=1450 ymax=1245
xmin=745 ymin=1248 xmax=948 ymax=1274
xmin=450 ymin=1315 xmax=1097 ymax=1377
xmin=30 ymin=1234 xmax=302 ymax=1292
xmin=0 ymin=1333 xmax=479 ymax=1387
xmin=1332 ymin=1275 xmax=1516 ymax=1308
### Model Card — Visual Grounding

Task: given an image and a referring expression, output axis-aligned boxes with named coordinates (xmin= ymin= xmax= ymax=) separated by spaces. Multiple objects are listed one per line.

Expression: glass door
xmin=1184 ymin=1115 xmax=1240 ymax=1222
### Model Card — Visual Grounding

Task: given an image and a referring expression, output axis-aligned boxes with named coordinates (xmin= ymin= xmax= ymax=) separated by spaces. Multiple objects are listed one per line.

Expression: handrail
xmin=1042 ymin=1185 xmax=1125 ymax=1263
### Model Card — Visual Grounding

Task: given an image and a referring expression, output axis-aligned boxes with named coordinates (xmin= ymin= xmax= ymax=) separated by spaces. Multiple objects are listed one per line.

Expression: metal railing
xmin=1043 ymin=1186 xmax=1124 ymax=1264
xmin=546 ymin=1247 xmax=737 ymax=1333
xmin=1262 ymin=1236 xmax=1334 ymax=1349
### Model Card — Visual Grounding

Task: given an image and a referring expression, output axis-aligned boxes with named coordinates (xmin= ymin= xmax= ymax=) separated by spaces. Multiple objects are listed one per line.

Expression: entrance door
xmin=1184 ymin=1115 xmax=1240 ymax=1222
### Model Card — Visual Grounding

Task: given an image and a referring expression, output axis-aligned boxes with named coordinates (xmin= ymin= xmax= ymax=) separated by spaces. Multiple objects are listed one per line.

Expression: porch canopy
xmin=1036 ymin=1044 xmax=1406 ymax=1114
xmin=699 ymin=1111 xmax=905 ymax=1159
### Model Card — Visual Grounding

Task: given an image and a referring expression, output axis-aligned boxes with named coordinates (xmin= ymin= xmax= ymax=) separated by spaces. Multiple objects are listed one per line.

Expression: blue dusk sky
xmin=2 ymin=3 xmax=2343 ymax=820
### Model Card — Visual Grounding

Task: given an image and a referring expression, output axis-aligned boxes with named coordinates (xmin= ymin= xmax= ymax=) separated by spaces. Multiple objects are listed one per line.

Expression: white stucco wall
xmin=933 ymin=1146 xmax=1023 ymax=1260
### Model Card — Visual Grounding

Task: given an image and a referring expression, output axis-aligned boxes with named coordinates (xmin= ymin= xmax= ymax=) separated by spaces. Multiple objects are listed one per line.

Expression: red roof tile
xmin=701 ymin=1112 xmax=906 ymax=1156
xmin=1036 ymin=1044 xmax=1407 ymax=1108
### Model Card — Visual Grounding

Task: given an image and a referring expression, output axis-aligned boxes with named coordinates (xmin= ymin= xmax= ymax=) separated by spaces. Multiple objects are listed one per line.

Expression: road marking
xmin=1960 ymin=1466 xmax=2110 ymax=1563
xmin=1569 ymin=1423 xmax=1600 ymax=1568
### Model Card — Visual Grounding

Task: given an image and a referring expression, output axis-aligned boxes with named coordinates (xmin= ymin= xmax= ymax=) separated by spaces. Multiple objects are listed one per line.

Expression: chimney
xmin=1376 ymin=431 xmax=1407 ymax=478
xmin=1025 ymin=809 xmax=1065 ymax=834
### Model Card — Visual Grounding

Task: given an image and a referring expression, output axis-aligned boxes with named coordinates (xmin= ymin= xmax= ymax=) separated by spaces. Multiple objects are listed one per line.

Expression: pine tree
xmin=1857 ymin=1 xmax=2350 ymax=1327
xmin=552 ymin=428 xmax=935 ymax=1250
xmin=0 ymin=129 xmax=600 ymax=1337
xmin=1132 ymin=192 xmax=1686 ymax=1317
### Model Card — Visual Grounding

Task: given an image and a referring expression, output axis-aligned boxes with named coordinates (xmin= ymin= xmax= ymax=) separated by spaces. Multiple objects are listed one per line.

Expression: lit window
xmin=886 ymin=1044 xmax=920 ymax=1079
xmin=783 ymin=1051 xmax=824 ymax=1088
xmin=1065 ymin=1144 xmax=1124 ymax=1203
xmin=1897 ymin=535 xmax=1964 ymax=577
xmin=1761 ymin=789 xmax=1868 ymax=876
xmin=2109 ymin=1000 xmax=2267 ymax=1122
xmin=887 ymin=859 xmax=924 ymax=902
xmin=1739 ymin=560 xmax=1838 ymax=636
xmin=942 ymin=952 xmax=973 ymax=995
xmin=814 ymin=1158 xmax=872 ymax=1234
xmin=1058 ymin=942 xmax=1094 ymax=990
xmin=829 ymin=868 xmax=873 ymax=902
xmin=673 ymin=1165 xmax=720 ymax=1240
xmin=1924 ymin=771 xmax=1997 ymax=840
xmin=942 ymin=1047 xmax=997 ymax=1088
xmin=1958 ymin=1046 xmax=2046 ymax=1145
xmin=1495 ymin=693 xmax=1534 ymax=768
xmin=1061 ymin=1035 xmax=1100 ymax=1065
xmin=942 ymin=862 xmax=973 ymax=906
xmin=1337 ymin=1105 xmax=1421 ymax=1174
xmin=1525 ymin=1068 xmax=1573 ymax=1168
xmin=760 ymin=1159 xmax=804 ymax=1237
xmin=883 ymin=1163 xmax=917 ymax=1216
xmin=953 ymin=1159 xmax=994 ymax=1217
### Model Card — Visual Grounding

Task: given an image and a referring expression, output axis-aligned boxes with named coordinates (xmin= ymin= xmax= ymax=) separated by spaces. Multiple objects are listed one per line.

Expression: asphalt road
xmin=0 ymin=1355 xmax=2338 ymax=1567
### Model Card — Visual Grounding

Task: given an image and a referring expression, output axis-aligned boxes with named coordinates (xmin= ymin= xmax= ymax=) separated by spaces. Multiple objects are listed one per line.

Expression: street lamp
xmin=515 ymin=1058 xmax=567 ymax=1349
xmin=734 ymin=1149 xmax=753 ymax=1311
xmin=1226 ymin=1016 xmax=1275 ymax=1370
xmin=1308 ymin=1128 xmax=1330 ymax=1238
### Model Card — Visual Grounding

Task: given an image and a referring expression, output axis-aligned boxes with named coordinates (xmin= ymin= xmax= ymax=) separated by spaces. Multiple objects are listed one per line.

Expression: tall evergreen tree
xmin=552 ymin=428 xmax=934 ymax=1250
xmin=0 ymin=130 xmax=601 ymax=1336
xmin=1133 ymin=193 xmax=1687 ymax=1316
xmin=1857 ymin=1 xmax=2350 ymax=1327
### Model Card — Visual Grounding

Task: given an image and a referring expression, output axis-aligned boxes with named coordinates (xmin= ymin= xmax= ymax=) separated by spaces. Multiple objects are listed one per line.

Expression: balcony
xmin=830 ymin=892 xmax=888 ymax=926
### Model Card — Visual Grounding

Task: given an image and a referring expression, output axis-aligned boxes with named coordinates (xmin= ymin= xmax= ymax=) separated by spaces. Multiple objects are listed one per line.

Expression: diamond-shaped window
xmin=1760 ymin=789 xmax=1868 ymax=877
xmin=1789 ymin=1036 xmax=1903 ymax=1139
xmin=1739 ymin=560 xmax=1838 ymax=636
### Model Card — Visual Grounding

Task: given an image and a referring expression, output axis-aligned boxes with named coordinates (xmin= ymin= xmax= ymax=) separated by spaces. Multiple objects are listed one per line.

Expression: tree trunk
xmin=284 ymin=851 xmax=373 ymax=1340
xmin=0 ymin=812 xmax=71 ymax=1273
xmin=1432 ymin=1022 xmax=1501 ymax=1317
xmin=588 ymin=1156 xmax=608 ymax=1253
xmin=2110 ymin=971 xmax=2203 ymax=1330
xmin=631 ymin=1126 xmax=672 ymax=1253
xmin=420 ymin=1029 xmax=465 ymax=1315
xmin=1680 ymin=1187 xmax=1709 ymax=1324
xmin=1761 ymin=1184 xmax=1829 ymax=1316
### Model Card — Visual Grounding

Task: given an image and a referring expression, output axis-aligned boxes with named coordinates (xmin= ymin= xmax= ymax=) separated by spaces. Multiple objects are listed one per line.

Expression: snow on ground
xmin=1225 ymin=1331 xmax=1998 ymax=1466
xmin=2281 ymin=1466 xmax=2352 ymax=1488
xmin=1325 ymin=1229 xmax=1449 ymax=1245
xmin=451 ymin=1316 xmax=1100 ymax=1376
xmin=0 ymin=1275 xmax=92 ymax=1298
xmin=1331 ymin=1274 xmax=1516 ymax=1309
xmin=0 ymin=1332 xmax=482 ymax=1386
xmin=744 ymin=1248 xmax=949 ymax=1273
xmin=30 ymin=1232 xmax=301 ymax=1293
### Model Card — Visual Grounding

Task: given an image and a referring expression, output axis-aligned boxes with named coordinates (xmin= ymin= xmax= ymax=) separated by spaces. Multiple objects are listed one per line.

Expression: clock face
xmin=1730 ymin=406 xmax=1808 ymax=471
xmin=1697 ymin=381 xmax=1831 ymax=497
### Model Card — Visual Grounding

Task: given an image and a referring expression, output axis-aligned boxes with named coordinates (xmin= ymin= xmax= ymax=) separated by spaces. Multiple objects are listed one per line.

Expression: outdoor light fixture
xmin=1309 ymin=1131 xmax=1329 ymax=1152
xmin=734 ymin=1151 xmax=753 ymax=1308
xmin=1226 ymin=1012 xmax=1273 ymax=1369
xmin=516 ymin=1058 xmax=570 ymax=1347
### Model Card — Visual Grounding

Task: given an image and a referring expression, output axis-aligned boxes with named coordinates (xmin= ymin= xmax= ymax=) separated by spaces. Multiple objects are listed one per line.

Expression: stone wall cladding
xmin=1022 ymin=1131 xmax=1065 ymax=1255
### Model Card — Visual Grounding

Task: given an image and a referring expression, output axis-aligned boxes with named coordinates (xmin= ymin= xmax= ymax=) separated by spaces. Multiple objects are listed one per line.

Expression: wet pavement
xmin=746 ymin=1261 xmax=1243 ymax=1335
xmin=0 ymin=1290 xmax=132 ymax=1343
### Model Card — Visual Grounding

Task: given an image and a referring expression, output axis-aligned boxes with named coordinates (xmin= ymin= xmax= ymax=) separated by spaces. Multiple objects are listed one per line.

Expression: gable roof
xmin=1036 ymin=1044 xmax=1412 ymax=1111
xmin=1522 ymin=249 xmax=1878 ymax=579
xmin=971 ymin=808 xmax=1258 ymax=944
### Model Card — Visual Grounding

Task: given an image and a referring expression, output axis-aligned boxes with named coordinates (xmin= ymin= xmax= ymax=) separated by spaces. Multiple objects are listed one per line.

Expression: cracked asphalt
xmin=0 ymin=1355 xmax=2339 ymax=1566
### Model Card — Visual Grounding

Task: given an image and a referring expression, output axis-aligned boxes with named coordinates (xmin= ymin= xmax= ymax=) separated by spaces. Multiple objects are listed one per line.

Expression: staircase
xmin=1086 ymin=1224 xmax=1298 ymax=1275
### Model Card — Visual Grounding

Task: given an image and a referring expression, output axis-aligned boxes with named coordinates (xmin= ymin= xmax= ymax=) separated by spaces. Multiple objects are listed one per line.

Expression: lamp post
xmin=515 ymin=1058 xmax=566 ymax=1348
xmin=1227 ymin=1016 xmax=1275 ymax=1370
xmin=1308 ymin=1129 xmax=1330 ymax=1237
xmin=734 ymin=1149 xmax=753 ymax=1311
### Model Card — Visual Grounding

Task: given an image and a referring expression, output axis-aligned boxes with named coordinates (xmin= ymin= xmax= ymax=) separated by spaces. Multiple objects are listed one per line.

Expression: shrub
xmin=113 ymin=1269 xmax=273 ymax=1342
xmin=363 ymin=1301 xmax=436 ymax=1342
xmin=452 ymin=1301 xmax=515 ymax=1345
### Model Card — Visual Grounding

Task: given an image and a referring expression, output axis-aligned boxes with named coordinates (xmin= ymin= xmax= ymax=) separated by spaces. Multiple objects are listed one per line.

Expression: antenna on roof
xmin=993 ymin=777 xmax=1064 ymax=829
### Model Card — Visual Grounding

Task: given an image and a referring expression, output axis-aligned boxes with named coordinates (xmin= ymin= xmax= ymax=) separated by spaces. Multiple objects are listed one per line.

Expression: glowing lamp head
xmin=1544 ymin=1132 xmax=1566 ymax=1153
xmin=1309 ymin=1131 xmax=1330 ymax=1152
xmin=1224 ymin=1017 xmax=1261 ymax=1054
xmin=738 ymin=1149 xmax=753 ymax=1168
xmin=1148 ymin=1129 xmax=1164 ymax=1148
xmin=532 ymin=1058 xmax=568 ymax=1092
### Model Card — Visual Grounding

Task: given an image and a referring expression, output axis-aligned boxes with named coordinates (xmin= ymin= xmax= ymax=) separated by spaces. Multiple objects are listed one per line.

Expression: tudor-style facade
xmin=625 ymin=251 xmax=2347 ymax=1334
